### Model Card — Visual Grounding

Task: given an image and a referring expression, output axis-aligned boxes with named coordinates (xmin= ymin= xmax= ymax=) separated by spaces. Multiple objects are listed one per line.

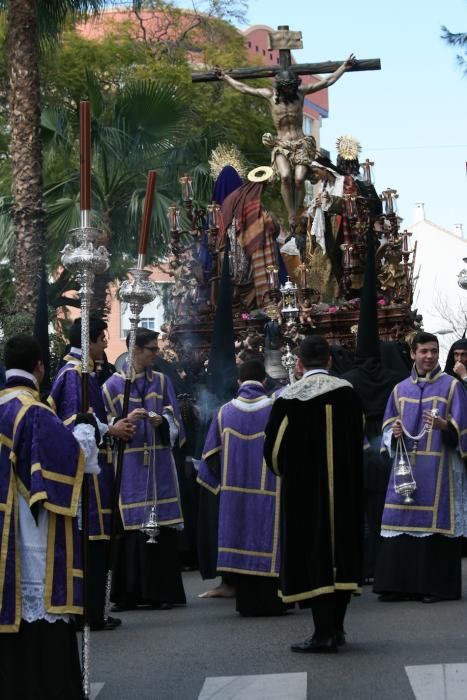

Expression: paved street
xmin=89 ymin=565 xmax=467 ymax=700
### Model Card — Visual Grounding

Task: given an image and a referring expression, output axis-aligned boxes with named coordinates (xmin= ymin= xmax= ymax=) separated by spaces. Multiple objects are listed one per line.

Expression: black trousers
xmin=310 ymin=591 xmax=351 ymax=640
xmin=88 ymin=540 xmax=109 ymax=626
xmin=0 ymin=620 xmax=83 ymax=700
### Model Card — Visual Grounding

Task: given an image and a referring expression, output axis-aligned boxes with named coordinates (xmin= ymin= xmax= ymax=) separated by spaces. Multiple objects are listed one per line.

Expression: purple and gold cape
xmin=198 ymin=381 xmax=280 ymax=577
xmin=0 ymin=377 xmax=84 ymax=632
xmin=381 ymin=366 xmax=467 ymax=534
xmin=48 ymin=351 xmax=114 ymax=539
xmin=102 ymin=367 xmax=185 ymax=530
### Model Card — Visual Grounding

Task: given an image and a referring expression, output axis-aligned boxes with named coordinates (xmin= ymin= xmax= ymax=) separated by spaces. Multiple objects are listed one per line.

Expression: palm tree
xmin=2 ymin=0 xmax=105 ymax=318
xmin=41 ymin=74 xmax=189 ymax=315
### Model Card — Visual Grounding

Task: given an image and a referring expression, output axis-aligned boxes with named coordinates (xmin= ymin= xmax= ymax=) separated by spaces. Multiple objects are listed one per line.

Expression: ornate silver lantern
xmin=118 ymin=267 xmax=157 ymax=370
xmin=61 ymin=226 xmax=110 ymax=373
xmin=280 ymin=277 xmax=299 ymax=326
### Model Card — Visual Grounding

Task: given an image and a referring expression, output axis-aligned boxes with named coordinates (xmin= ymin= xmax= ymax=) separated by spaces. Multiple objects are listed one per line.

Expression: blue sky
xmin=239 ymin=0 xmax=467 ymax=234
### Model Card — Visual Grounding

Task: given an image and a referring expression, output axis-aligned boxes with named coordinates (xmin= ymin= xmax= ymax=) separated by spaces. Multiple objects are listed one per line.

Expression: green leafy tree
xmin=0 ymin=3 xmax=281 ymax=322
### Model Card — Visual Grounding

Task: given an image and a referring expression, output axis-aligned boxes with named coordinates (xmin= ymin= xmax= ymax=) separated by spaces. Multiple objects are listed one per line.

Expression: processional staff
xmin=61 ymin=101 xmax=110 ymax=700
xmin=103 ymin=171 xmax=158 ymax=618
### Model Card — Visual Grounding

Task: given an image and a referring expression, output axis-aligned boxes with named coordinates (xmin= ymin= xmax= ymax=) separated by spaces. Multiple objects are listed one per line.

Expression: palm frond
xmin=115 ymin=81 xmax=188 ymax=146
xmin=37 ymin=1 xmax=106 ymax=41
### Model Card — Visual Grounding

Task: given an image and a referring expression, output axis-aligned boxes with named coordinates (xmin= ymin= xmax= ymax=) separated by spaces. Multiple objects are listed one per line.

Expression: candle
xmin=138 ymin=171 xmax=157 ymax=255
xmin=207 ymin=203 xmax=219 ymax=230
xmin=266 ymin=265 xmax=275 ymax=288
xmin=168 ymin=204 xmax=180 ymax=232
xmin=79 ymin=101 xmax=91 ymax=211
xmin=361 ymin=158 xmax=374 ymax=185
xmin=300 ymin=264 xmax=307 ymax=289
xmin=180 ymin=174 xmax=193 ymax=201
xmin=402 ymin=230 xmax=410 ymax=253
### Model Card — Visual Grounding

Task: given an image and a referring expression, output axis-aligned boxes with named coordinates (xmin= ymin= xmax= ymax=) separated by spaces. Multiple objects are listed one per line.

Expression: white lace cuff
xmin=73 ymin=423 xmax=101 ymax=474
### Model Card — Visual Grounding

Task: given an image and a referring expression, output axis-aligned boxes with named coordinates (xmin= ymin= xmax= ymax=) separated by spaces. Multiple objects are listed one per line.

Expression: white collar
xmin=303 ymin=369 xmax=329 ymax=378
xmin=5 ymin=369 xmax=39 ymax=389
xmin=70 ymin=347 xmax=82 ymax=356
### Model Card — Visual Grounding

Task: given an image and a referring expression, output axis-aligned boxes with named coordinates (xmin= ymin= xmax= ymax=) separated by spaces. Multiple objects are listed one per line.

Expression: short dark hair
xmin=69 ymin=317 xmax=108 ymax=347
xmin=3 ymin=334 xmax=42 ymax=373
xmin=126 ymin=327 xmax=159 ymax=350
xmin=297 ymin=335 xmax=330 ymax=369
xmin=411 ymin=332 xmax=439 ymax=352
xmin=238 ymin=359 xmax=266 ymax=383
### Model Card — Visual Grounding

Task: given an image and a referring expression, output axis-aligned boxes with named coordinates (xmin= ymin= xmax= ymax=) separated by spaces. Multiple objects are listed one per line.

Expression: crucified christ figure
xmin=217 ymin=54 xmax=356 ymax=226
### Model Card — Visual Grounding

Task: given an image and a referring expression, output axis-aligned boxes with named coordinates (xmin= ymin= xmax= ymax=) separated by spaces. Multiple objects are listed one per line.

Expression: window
xmin=303 ymin=115 xmax=313 ymax=136
xmin=269 ymin=53 xmax=273 ymax=61
xmin=140 ymin=317 xmax=156 ymax=330
xmin=262 ymin=49 xmax=266 ymax=56
xmin=256 ymin=46 xmax=259 ymax=52
xmin=248 ymin=41 xmax=251 ymax=48
xmin=119 ymin=282 xmax=174 ymax=339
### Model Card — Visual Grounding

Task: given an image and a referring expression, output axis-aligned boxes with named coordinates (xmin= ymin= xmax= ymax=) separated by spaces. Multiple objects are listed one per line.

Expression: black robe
xmin=264 ymin=373 xmax=364 ymax=603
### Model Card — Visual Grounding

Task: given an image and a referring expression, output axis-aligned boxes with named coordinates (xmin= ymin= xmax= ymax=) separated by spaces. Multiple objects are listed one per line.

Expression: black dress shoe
xmin=335 ymin=631 xmax=346 ymax=646
xmin=291 ymin=636 xmax=338 ymax=654
xmin=90 ymin=619 xmax=120 ymax=631
xmin=422 ymin=595 xmax=441 ymax=603
xmin=111 ymin=603 xmax=136 ymax=612
xmin=106 ymin=615 xmax=122 ymax=626
xmin=378 ymin=593 xmax=407 ymax=602
xmin=145 ymin=602 xmax=173 ymax=610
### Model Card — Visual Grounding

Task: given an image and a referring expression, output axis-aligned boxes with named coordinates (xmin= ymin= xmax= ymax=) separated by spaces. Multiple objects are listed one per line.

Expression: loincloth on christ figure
xmin=265 ymin=134 xmax=317 ymax=180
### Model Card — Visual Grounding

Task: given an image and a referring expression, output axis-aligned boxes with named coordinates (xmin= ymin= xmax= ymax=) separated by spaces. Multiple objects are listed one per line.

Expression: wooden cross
xmin=192 ymin=24 xmax=380 ymax=83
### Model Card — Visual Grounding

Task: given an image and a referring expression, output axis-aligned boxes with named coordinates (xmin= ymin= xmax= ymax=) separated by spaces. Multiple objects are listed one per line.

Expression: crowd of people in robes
xmin=1 ymin=153 xmax=467 ymax=693
xmin=1 ymin=303 xmax=467 ymax=697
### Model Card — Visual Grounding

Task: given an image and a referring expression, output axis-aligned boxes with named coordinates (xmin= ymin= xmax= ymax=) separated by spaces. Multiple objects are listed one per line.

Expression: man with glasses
xmin=102 ymin=328 xmax=187 ymax=611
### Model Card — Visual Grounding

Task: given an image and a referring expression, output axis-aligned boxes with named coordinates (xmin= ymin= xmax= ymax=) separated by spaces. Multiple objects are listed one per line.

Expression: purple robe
xmin=198 ymin=381 xmax=280 ymax=577
xmin=381 ymin=366 xmax=467 ymax=534
xmin=0 ymin=376 xmax=84 ymax=632
xmin=102 ymin=367 xmax=185 ymax=529
xmin=48 ymin=351 xmax=113 ymax=539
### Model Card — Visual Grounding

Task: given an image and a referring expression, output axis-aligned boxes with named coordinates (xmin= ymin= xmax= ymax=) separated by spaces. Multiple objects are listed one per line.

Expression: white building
xmin=408 ymin=203 xmax=467 ymax=361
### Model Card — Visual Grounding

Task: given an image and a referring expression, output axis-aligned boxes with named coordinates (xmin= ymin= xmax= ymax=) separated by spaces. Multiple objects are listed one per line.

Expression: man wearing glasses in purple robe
xmin=374 ymin=331 xmax=467 ymax=603
xmin=102 ymin=328 xmax=186 ymax=611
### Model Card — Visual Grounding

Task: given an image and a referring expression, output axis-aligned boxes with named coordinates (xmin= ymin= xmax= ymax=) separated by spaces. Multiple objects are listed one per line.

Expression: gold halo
xmin=247 ymin=165 xmax=273 ymax=183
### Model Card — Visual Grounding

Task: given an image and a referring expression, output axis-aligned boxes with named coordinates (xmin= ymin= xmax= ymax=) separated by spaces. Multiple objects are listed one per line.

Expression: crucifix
xmin=192 ymin=25 xmax=381 ymax=227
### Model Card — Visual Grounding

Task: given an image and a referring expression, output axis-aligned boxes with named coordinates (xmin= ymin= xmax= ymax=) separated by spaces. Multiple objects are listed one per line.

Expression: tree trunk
xmin=7 ymin=0 xmax=46 ymax=317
